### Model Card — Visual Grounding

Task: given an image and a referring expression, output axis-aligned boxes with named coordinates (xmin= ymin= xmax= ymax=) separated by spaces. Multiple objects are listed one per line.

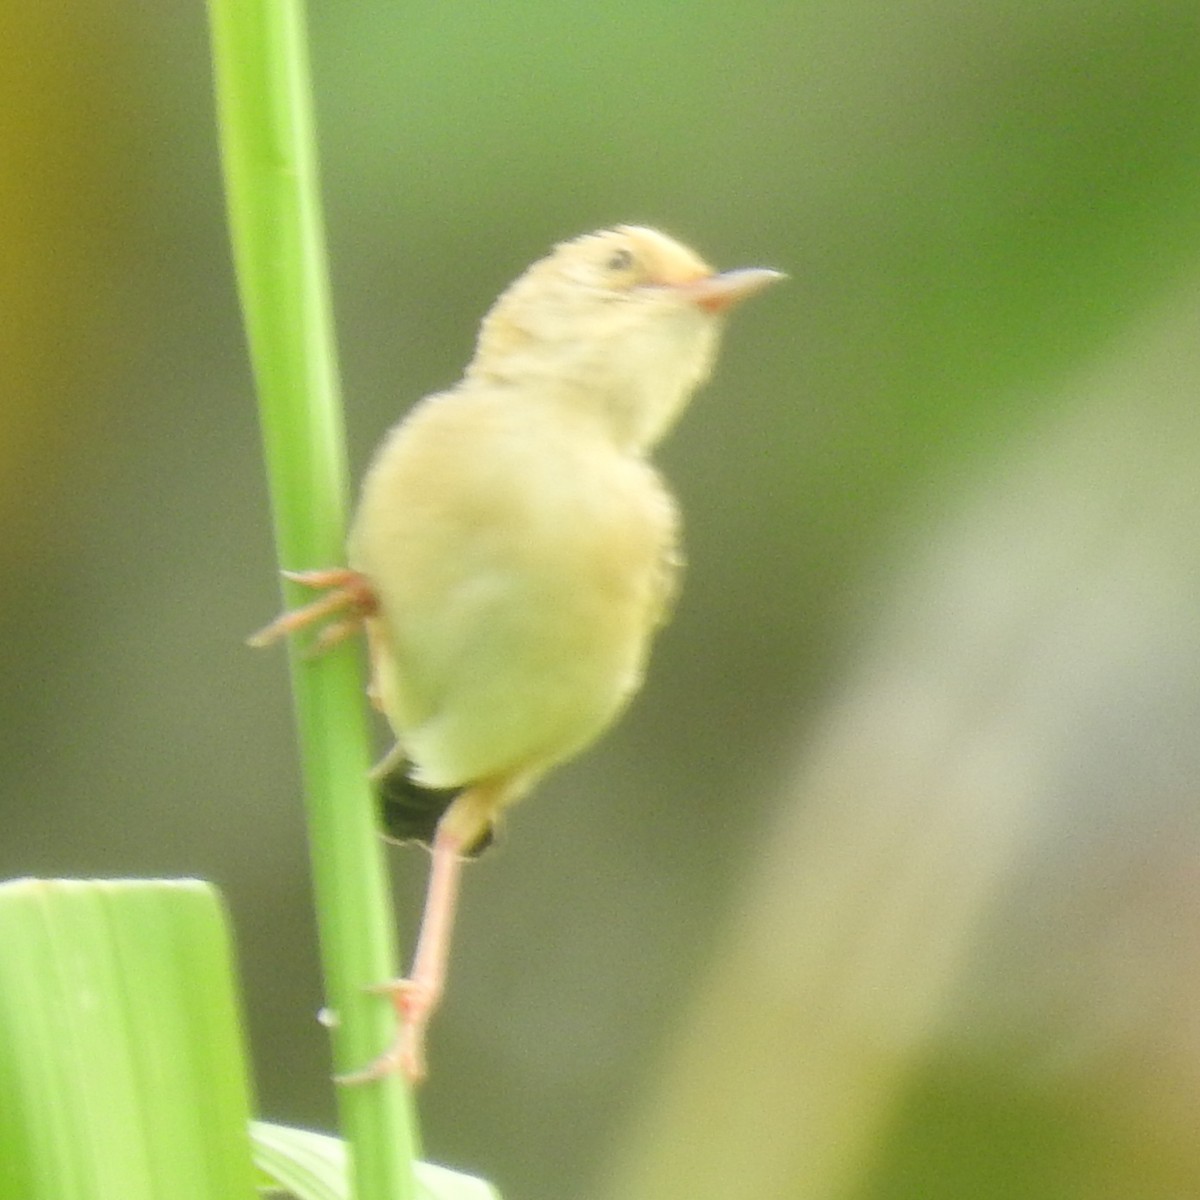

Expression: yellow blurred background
xmin=4 ymin=3 xmax=1200 ymax=1197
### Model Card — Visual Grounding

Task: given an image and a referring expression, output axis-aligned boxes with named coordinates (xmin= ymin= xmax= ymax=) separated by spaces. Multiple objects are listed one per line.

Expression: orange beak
xmin=680 ymin=267 xmax=786 ymax=314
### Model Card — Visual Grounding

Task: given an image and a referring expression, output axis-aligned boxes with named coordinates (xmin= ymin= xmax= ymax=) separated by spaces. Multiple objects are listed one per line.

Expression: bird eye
xmin=605 ymin=247 xmax=635 ymax=272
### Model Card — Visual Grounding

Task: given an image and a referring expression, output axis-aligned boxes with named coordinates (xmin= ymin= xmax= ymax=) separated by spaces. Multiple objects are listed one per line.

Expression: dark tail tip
xmin=376 ymin=767 xmax=494 ymax=856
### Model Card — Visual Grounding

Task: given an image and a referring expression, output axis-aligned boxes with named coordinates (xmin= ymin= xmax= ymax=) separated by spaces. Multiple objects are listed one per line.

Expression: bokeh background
xmin=6 ymin=2 xmax=1200 ymax=1197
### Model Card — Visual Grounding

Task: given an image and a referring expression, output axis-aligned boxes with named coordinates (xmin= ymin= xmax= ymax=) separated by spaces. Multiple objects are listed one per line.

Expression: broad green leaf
xmin=0 ymin=878 xmax=257 ymax=1200
xmin=252 ymin=1121 xmax=500 ymax=1200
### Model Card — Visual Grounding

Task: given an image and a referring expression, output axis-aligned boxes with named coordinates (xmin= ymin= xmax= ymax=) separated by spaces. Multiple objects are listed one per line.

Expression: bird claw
xmin=334 ymin=1042 xmax=421 ymax=1087
xmin=246 ymin=568 xmax=377 ymax=649
xmin=334 ymin=977 xmax=437 ymax=1087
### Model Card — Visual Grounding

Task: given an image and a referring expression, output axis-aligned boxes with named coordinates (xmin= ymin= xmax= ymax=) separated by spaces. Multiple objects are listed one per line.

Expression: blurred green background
xmin=6 ymin=2 xmax=1200 ymax=1197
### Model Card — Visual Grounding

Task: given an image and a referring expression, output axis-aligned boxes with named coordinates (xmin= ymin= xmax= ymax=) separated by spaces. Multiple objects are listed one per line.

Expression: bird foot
xmin=246 ymin=568 xmax=377 ymax=651
xmin=334 ymin=977 xmax=440 ymax=1087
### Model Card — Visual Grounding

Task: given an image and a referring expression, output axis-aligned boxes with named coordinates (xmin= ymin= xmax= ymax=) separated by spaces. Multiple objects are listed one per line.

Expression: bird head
xmin=466 ymin=226 xmax=783 ymax=452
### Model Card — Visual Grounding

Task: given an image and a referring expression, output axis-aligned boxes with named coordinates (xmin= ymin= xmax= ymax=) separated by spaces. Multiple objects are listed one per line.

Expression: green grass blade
xmin=206 ymin=1 xmax=420 ymax=1197
xmin=0 ymin=878 xmax=257 ymax=1200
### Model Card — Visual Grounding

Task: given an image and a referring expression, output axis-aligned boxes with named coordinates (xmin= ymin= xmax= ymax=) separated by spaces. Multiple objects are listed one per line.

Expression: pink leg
xmin=336 ymin=821 xmax=466 ymax=1086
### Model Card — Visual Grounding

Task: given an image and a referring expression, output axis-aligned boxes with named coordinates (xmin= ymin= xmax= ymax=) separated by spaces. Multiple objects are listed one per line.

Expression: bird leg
xmin=246 ymin=568 xmax=377 ymax=650
xmin=336 ymin=818 xmax=467 ymax=1086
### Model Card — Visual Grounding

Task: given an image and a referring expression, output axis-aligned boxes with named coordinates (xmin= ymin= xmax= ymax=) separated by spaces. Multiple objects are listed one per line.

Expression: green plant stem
xmin=207 ymin=2 xmax=419 ymax=1197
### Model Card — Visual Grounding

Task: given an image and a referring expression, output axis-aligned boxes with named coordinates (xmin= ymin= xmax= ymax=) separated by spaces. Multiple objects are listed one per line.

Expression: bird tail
xmin=374 ymin=761 xmax=495 ymax=857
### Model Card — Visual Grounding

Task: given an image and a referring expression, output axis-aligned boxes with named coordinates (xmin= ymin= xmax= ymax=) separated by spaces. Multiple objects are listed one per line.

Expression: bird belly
xmin=389 ymin=544 xmax=660 ymax=790
xmin=352 ymin=421 xmax=676 ymax=793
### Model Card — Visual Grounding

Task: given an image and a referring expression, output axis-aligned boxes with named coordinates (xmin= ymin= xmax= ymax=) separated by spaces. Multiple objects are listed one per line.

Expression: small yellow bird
xmin=253 ymin=225 xmax=782 ymax=1082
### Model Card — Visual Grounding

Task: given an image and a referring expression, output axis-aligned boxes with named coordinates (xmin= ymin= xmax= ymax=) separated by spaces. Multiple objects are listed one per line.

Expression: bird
xmin=250 ymin=225 xmax=783 ymax=1082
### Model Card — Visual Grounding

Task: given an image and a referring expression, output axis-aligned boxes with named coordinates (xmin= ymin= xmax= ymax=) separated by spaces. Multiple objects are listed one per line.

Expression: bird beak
xmin=680 ymin=267 xmax=786 ymax=314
